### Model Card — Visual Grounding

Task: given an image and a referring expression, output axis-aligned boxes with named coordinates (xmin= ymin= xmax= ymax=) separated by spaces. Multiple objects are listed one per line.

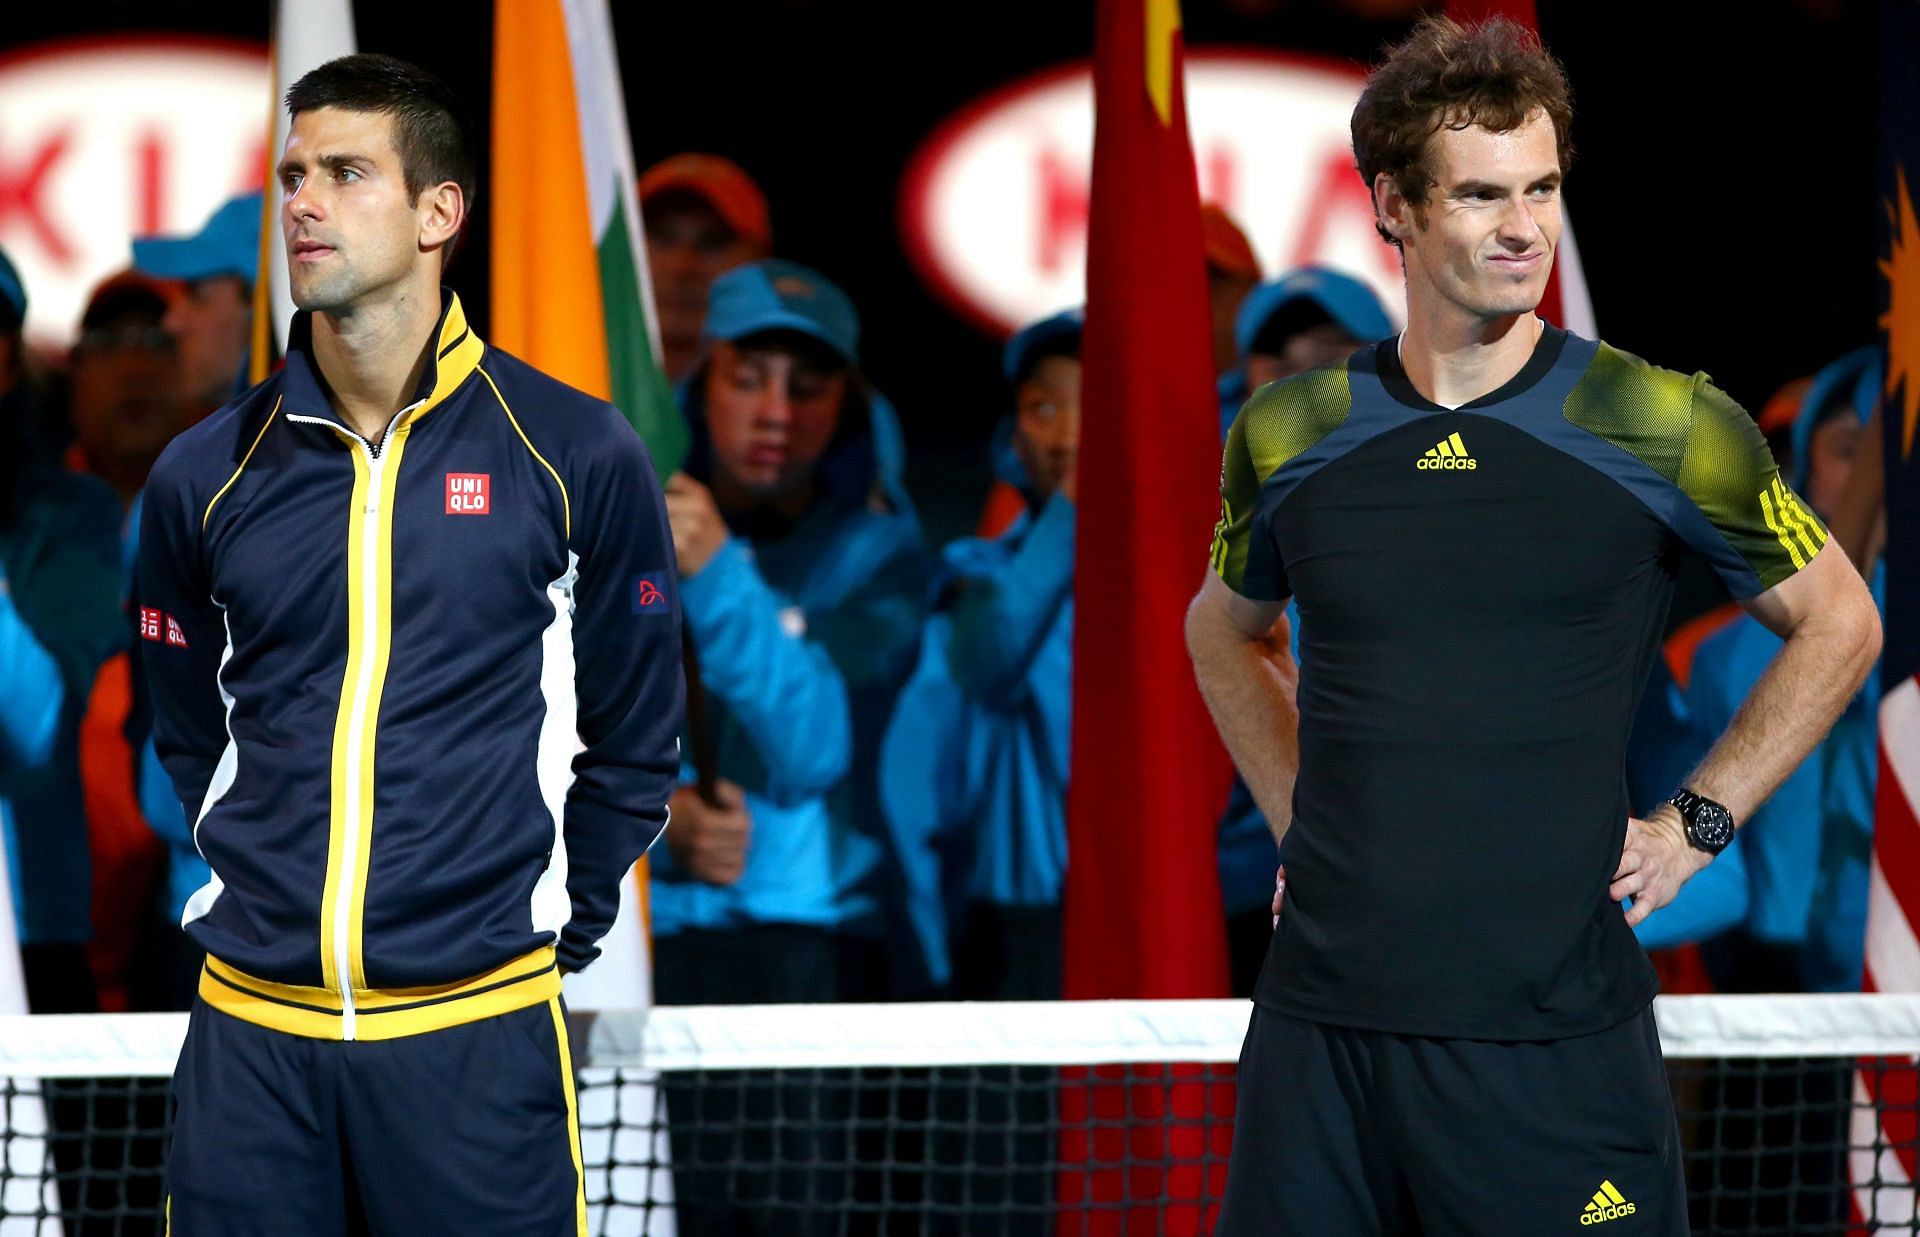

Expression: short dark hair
xmin=1351 ymin=15 xmax=1574 ymax=247
xmin=286 ymin=54 xmax=476 ymax=216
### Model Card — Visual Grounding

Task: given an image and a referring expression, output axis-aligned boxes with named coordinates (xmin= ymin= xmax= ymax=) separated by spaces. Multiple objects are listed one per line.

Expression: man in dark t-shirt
xmin=1187 ymin=17 xmax=1883 ymax=1236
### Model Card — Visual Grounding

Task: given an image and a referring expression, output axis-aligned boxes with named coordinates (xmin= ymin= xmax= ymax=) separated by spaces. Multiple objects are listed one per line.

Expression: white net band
xmin=6 ymin=993 xmax=1920 ymax=1077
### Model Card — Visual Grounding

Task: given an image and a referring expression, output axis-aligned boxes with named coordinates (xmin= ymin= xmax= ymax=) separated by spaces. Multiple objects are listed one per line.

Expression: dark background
xmin=0 ymin=0 xmax=1881 ymax=560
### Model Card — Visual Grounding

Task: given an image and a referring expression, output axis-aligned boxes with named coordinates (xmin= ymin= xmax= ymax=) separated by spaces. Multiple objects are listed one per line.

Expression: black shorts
xmin=167 ymin=996 xmax=586 ymax=1235
xmin=1215 ymin=1005 xmax=1687 ymax=1235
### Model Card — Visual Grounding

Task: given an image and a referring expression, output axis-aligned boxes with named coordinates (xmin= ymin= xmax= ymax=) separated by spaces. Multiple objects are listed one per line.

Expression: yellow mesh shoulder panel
xmin=1562 ymin=343 xmax=1691 ymax=483
xmin=1240 ymin=365 xmax=1353 ymax=483
xmin=1209 ymin=365 xmax=1352 ymax=595
xmin=1680 ymin=376 xmax=1827 ymax=587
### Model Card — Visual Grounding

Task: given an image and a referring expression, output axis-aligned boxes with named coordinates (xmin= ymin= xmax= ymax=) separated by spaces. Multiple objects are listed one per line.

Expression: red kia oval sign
xmin=0 ymin=37 xmax=269 ymax=345
xmin=901 ymin=48 xmax=1405 ymax=338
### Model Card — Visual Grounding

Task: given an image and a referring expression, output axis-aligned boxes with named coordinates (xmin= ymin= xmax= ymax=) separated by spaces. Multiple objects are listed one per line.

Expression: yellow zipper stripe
xmin=319 ymin=448 xmax=373 ymax=991
xmin=345 ymin=427 xmax=408 ymax=990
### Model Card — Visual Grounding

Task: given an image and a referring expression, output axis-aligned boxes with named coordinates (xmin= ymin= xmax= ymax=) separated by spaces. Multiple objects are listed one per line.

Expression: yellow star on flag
xmin=1146 ymin=0 xmax=1179 ymax=127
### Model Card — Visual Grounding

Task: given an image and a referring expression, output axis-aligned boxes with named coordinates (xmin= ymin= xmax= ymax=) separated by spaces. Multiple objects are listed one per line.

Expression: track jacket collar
xmin=280 ymin=289 xmax=485 ymax=440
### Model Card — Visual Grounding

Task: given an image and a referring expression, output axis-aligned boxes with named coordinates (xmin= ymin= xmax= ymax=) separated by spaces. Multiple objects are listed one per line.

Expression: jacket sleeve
xmin=0 ymin=573 xmax=61 ymax=770
xmin=133 ymin=451 xmax=232 ymax=826
xmin=558 ymin=420 xmax=684 ymax=973
xmin=944 ymin=494 xmax=1076 ymax=709
xmin=677 ymin=536 xmax=853 ymax=799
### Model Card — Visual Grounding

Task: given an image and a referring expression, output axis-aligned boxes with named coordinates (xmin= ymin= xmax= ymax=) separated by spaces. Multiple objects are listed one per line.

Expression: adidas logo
xmin=1416 ymin=431 xmax=1477 ymax=470
xmin=1580 ymin=1180 xmax=1636 ymax=1225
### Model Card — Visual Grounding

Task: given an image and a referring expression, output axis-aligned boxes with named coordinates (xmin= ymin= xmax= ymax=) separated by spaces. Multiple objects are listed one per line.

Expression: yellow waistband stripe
xmin=200 ymin=947 xmax=561 ymax=1041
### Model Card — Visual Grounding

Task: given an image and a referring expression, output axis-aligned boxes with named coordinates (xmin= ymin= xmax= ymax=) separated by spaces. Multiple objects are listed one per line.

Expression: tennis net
xmin=1 ymin=994 xmax=1918 ymax=1234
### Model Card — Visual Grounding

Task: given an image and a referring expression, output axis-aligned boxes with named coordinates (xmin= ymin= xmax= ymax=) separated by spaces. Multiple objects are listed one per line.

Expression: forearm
xmin=1187 ymin=603 xmax=1299 ymax=843
xmin=1687 ymin=601 xmax=1880 ymax=825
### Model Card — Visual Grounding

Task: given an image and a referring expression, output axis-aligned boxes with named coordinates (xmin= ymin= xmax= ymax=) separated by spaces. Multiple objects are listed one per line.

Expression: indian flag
xmin=492 ymin=0 xmax=687 ymax=479
xmin=493 ymin=4 xmax=680 ymax=1230
xmin=251 ymin=0 xmax=357 ymax=381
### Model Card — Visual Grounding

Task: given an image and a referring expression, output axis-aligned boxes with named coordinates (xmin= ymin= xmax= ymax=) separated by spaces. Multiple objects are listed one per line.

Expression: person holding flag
xmin=139 ymin=54 xmax=683 ymax=1233
xmin=1190 ymin=16 xmax=1881 ymax=1232
xmin=649 ymin=259 xmax=926 ymax=1234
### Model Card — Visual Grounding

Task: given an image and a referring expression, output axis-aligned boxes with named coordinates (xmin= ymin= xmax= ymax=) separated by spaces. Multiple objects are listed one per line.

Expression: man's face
xmin=1806 ymin=412 xmax=1864 ymax=517
xmin=164 ymin=275 xmax=251 ymax=408
xmin=1012 ymin=354 xmax=1082 ymax=500
xmin=1208 ymin=268 xmax=1257 ymax=377
xmin=647 ymin=198 xmax=763 ymax=354
xmin=702 ymin=340 xmax=847 ymax=501
xmin=70 ymin=315 xmax=184 ymax=471
xmin=278 ymin=107 xmax=440 ymax=314
xmin=1246 ymin=321 xmax=1367 ymax=389
xmin=1391 ymin=110 xmax=1562 ymax=322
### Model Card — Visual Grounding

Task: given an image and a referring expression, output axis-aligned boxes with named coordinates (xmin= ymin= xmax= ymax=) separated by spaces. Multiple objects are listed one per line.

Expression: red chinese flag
xmin=1065 ymin=0 xmax=1230 ymax=1005
xmin=1057 ymin=0 xmax=1235 ymax=1231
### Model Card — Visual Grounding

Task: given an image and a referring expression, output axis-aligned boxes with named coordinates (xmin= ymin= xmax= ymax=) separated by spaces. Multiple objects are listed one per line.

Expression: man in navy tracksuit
xmin=137 ymin=56 xmax=682 ymax=1234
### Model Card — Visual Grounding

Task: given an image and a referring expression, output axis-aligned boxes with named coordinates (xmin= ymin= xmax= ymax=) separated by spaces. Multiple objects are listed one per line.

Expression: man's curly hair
xmin=1351 ymin=15 xmax=1574 ymax=247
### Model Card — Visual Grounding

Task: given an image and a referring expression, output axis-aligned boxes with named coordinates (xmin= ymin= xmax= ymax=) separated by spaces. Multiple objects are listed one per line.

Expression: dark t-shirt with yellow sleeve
xmin=1211 ymin=325 xmax=1825 ymax=1041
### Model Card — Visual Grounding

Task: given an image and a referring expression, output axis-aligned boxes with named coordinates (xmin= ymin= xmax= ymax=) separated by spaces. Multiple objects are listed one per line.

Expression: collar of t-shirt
xmin=1382 ymin=325 xmax=1568 ymax=412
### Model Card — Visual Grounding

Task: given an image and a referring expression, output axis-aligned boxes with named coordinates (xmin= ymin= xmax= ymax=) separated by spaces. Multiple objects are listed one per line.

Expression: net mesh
xmin=1 ymin=995 xmax=1918 ymax=1235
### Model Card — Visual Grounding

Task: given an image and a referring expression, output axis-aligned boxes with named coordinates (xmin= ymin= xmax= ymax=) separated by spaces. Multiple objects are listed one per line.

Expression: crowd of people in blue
xmin=0 ymin=151 xmax=1886 ymax=1030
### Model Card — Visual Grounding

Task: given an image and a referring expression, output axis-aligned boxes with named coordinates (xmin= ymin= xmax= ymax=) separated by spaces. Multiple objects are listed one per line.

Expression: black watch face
xmin=1688 ymin=802 xmax=1735 ymax=853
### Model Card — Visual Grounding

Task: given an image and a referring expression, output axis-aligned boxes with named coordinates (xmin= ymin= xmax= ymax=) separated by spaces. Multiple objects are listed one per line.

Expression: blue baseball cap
xmin=0 ymin=246 xmax=24 ymax=331
xmin=1235 ymin=266 xmax=1393 ymax=362
xmin=704 ymin=259 xmax=859 ymax=366
xmin=132 ymin=192 xmax=262 ymax=285
xmin=1002 ymin=308 xmax=1084 ymax=384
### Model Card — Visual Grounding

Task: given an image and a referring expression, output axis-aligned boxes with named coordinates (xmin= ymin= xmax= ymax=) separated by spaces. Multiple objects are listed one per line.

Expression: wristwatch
xmin=1667 ymin=788 xmax=1735 ymax=856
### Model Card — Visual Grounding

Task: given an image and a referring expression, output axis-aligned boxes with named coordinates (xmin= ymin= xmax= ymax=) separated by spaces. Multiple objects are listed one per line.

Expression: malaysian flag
xmin=1854 ymin=0 xmax=1920 ymax=1220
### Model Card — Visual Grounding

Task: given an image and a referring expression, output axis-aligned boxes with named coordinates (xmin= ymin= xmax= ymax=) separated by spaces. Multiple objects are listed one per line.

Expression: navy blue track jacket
xmin=135 ymin=292 xmax=683 ymax=1040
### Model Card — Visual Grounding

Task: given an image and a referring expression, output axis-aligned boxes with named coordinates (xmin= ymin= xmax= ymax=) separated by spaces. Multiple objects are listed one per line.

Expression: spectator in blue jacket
xmin=0 ymin=248 xmax=126 ymax=1014
xmin=650 ymin=259 xmax=927 ymax=1007
xmin=880 ymin=309 xmax=1082 ymax=1001
xmin=1213 ymin=267 xmax=1393 ymax=994
xmin=1634 ymin=347 xmax=1883 ymax=992
xmin=651 ymin=259 xmax=927 ymax=1237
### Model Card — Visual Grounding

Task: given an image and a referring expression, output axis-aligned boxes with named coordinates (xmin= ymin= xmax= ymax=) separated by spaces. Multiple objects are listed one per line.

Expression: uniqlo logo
xmin=445 ymin=473 xmax=491 ymax=515
xmin=139 ymin=607 xmax=188 ymax=648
